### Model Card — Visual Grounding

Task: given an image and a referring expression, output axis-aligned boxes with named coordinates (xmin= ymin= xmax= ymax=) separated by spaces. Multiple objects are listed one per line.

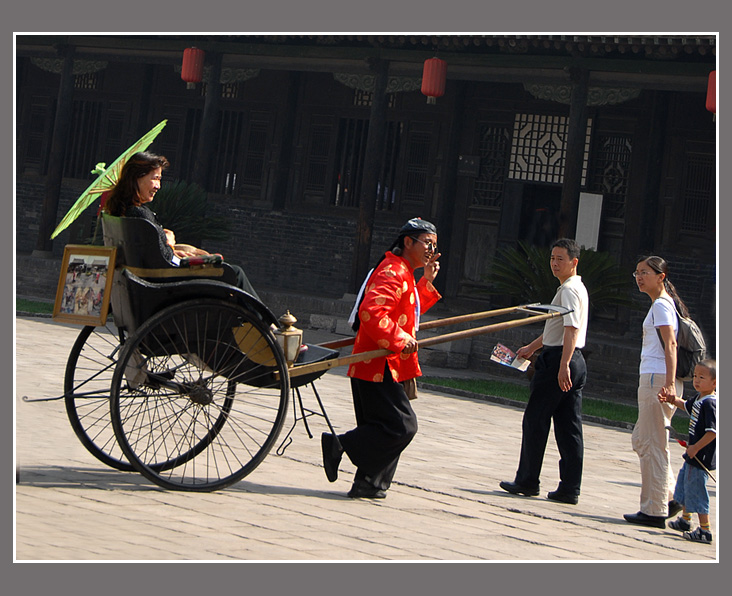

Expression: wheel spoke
xmin=65 ymin=324 xmax=133 ymax=471
xmin=110 ymin=299 xmax=289 ymax=491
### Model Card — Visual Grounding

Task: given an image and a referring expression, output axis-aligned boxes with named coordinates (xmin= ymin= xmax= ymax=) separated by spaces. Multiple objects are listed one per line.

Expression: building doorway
xmin=518 ymin=183 xmax=561 ymax=248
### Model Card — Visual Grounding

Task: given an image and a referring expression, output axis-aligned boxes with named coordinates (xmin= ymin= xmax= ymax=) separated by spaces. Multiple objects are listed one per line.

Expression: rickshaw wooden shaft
xmin=283 ymin=307 xmax=563 ymax=381
xmin=316 ymin=303 xmax=540 ymax=350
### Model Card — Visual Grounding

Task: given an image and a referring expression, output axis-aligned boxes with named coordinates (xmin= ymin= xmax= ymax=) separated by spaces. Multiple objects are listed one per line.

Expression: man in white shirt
xmin=499 ymin=238 xmax=589 ymax=504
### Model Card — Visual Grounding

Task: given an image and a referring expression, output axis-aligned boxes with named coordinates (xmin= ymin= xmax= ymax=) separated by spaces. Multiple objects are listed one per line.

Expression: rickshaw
xmin=34 ymin=213 xmax=570 ymax=492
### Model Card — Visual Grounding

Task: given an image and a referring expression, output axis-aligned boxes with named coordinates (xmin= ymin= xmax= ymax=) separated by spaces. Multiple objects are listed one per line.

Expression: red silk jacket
xmin=347 ymin=251 xmax=441 ymax=383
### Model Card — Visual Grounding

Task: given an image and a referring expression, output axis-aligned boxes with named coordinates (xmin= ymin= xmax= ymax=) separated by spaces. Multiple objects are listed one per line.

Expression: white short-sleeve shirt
xmin=639 ymin=297 xmax=678 ymax=375
xmin=541 ymin=275 xmax=589 ymax=349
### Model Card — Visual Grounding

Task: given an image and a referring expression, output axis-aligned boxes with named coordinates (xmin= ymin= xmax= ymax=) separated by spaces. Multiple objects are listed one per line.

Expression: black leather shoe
xmin=321 ymin=433 xmax=343 ymax=483
xmin=499 ymin=480 xmax=539 ymax=497
xmin=623 ymin=511 xmax=666 ymax=529
xmin=347 ymin=479 xmax=387 ymax=499
xmin=547 ymin=489 xmax=579 ymax=505
xmin=667 ymin=500 xmax=683 ymax=519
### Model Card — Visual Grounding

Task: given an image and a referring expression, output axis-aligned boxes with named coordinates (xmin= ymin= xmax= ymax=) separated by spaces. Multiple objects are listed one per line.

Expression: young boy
xmin=659 ymin=359 xmax=717 ymax=544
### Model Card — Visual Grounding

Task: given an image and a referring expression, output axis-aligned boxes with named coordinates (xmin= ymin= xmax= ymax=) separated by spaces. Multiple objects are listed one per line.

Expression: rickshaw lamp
xmin=421 ymin=57 xmax=447 ymax=105
xmin=182 ymin=47 xmax=205 ymax=90
xmin=275 ymin=311 xmax=303 ymax=365
xmin=706 ymin=70 xmax=716 ymax=120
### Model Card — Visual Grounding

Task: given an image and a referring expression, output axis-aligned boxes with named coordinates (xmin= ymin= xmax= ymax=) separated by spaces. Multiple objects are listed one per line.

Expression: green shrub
xmin=149 ymin=180 xmax=231 ymax=246
xmin=487 ymin=241 xmax=635 ymax=312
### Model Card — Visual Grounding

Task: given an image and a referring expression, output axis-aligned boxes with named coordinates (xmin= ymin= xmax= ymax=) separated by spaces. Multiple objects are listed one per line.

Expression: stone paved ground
xmin=15 ymin=316 xmax=717 ymax=563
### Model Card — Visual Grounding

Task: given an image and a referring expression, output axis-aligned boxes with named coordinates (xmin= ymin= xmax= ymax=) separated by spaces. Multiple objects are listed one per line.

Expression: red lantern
xmin=706 ymin=70 xmax=716 ymax=118
xmin=421 ymin=57 xmax=447 ymax=104
xmin=182 ymin=47 xmax=205 ymax=89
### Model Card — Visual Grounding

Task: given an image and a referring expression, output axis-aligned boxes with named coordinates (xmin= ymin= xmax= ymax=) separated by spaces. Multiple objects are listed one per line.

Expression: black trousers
xmin=514 ymin=346 xmax=586 ymax=495
xmin=339 ymin=365 xmax=418 ymax=491
xmin=229 ymin=263 xmax=260 ymax=302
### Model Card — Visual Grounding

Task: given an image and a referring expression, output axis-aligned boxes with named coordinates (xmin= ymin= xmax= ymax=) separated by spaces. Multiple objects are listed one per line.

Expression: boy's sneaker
xmin=683 ymin=527 xmax=713 ymax=544
xmin=668 ymin=516 xmax=691 ymax=532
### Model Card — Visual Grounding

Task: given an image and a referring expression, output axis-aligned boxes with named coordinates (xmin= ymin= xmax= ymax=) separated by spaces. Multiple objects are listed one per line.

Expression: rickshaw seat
xmin=101 ymin=213 xmax=275 ymax=333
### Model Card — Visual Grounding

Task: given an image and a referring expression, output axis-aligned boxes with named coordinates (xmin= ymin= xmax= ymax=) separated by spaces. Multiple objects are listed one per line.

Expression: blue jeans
xmin=673 ymin=461 xmax=710 ymax=515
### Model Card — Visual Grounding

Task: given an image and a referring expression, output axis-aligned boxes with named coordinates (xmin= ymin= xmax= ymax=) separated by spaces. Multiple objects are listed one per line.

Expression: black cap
xmin=398 ymin=217 xmax=437 ymax=237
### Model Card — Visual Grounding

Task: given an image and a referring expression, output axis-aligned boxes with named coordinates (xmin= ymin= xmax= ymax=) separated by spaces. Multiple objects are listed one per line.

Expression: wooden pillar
xmin=438 ymin=80 xmax=467 ymax=298
xmin=34 ymin=44 xmax=75 ymax=255
xmin=135 ymin=64 xmax=155 ymax=136
xmin=351 ymin=58 xmax=389 ymax=292
xmin=192 ymin=51 xmax=222 ymax=190
xmin=558 ymin=66 xmax=589 ymax=240
xmin=623 ymin=90 xmax=669 ymax=267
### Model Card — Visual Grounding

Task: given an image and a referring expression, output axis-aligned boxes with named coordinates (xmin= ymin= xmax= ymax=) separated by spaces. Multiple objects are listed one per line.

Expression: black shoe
xmin=667 ymin=499 xmax=683 ymax=519
xmin=347 ymin=479 xmax=387 ymax=499
xmin=321 ymin=433 xmax=343 ymax=483
xmin=499 ymin=480 xmax=539 ymax=497
xmin=623 ymin=511 xmax=666 ymax=529
xmin=547 ymin=489 xmax=579 ymax=505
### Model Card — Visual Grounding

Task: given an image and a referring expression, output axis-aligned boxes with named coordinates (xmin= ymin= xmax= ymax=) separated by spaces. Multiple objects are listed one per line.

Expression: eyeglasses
xmin=410 ymin=237 xmax=437 ymax=253
xmin=632 ymin=270 xmax=657 ymax=278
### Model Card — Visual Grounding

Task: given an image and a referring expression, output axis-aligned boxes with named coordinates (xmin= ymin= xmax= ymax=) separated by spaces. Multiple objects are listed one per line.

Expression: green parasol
xmin=50 ymin=119 xmax=168 ymax=239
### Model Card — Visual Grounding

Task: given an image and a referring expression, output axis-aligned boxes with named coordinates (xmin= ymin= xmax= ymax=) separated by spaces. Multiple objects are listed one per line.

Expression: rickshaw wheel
xmin=64 ymin=324 xmax=135 ymax=471
xmin=110 ymin=298 xmax=290 ymax=492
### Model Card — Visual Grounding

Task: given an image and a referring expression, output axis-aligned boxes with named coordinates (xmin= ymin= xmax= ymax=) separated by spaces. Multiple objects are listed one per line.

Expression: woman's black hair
xmin=104 ymin=151 xmax=169 ymax=216
xmin=638 ymin=255 xmax=690 ymax=318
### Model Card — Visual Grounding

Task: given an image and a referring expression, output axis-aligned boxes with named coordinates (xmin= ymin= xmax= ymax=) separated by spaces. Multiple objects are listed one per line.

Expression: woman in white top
xmin=624 ymin=255 xmax=688 ymax=528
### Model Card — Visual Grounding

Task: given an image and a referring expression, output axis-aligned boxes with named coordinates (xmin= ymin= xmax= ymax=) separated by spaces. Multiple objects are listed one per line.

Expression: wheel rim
xmin=65 ymin=324 xmax=134 ymax=471
xmin=110 ymin=299 xmax=290 ymax=491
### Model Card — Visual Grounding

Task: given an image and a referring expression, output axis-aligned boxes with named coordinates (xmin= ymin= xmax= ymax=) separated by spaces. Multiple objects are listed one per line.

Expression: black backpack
xmin=655 ymin=296 xmax=707 ymax=381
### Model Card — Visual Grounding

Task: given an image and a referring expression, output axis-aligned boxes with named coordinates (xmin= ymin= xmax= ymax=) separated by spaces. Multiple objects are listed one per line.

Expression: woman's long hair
xmin=104 ymin=151 xmax=169 ymax=216
xmin=638 ymin=255 xmax=689 ymax=317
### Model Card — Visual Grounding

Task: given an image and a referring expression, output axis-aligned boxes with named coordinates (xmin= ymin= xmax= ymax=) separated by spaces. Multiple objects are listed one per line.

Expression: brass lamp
xmin=275 ymin=311 xmax=303 ymax=365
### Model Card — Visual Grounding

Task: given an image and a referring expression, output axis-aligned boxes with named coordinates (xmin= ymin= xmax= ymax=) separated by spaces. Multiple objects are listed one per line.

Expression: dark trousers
xmin=514 ymin=347 xmax=586 ymax=495
xmin=339 ymin=366 xmax=418 ymax=491
xmin=229 ymin=263 xmax=260 ymax=302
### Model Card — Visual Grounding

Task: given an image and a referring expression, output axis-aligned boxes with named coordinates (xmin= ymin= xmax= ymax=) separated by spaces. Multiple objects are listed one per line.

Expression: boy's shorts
xmin=673 ymin=460 xmax=710 ymax=514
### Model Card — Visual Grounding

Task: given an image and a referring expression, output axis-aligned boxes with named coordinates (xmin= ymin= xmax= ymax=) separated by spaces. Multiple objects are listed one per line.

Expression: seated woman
xmin=104 ymin=151 xmax=260 ymax=300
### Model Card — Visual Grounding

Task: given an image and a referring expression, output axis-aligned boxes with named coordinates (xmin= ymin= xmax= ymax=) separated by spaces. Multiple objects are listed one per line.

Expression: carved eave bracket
xmin=30 ymin=57 xmax=108 ymax=75
xmin=173 ymin=65 xmax=260 ymax=84
xmin=524 ymin=83 xmax=641 ymax=106
xmin=334 ymin=73 xmax=422 ymax=93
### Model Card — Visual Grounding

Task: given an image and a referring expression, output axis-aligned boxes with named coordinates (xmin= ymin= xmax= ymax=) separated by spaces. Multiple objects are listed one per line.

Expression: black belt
xmin=543 ymin=345 xmax=581 ymax=352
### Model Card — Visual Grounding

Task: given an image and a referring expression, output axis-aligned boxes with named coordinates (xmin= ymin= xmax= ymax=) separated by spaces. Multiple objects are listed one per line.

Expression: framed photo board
xmin=52 ymin=245 xmax=117 ymax=326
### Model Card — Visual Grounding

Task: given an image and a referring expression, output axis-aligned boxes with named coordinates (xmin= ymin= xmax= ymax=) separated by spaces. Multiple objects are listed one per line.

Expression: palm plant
xmin=487 ymin=241 xmax=635 ymax=312
xmin=150 ymin=180 xmax=231 ymax=246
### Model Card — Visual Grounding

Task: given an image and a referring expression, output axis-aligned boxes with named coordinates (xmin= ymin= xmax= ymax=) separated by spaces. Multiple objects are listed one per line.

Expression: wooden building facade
xmin=15 ymin=35 xmax=717 ymax=346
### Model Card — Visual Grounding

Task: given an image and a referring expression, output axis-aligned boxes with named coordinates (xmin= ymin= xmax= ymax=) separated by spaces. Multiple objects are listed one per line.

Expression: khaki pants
xmin=631 ymin=373 xmax=682 ymax=517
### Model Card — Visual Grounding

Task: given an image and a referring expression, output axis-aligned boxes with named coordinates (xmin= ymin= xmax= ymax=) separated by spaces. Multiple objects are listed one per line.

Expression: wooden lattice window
xmin=332 ymin=118 xmax=367 ymax=207
xmin=376 ymin=121 xmax=403 ymax=211
xmin=680 ymin=152 xmax=715 ymax=234
xmin=472 ymin=124 xmax=511 ymax=207
xmin=20 ymin=98 xmax=53 ymax=175
xmin=241 ymin=120 xmax=268 ymax=187
xmin=588 ymin=134 xmax=633 ymax=219
xmin=331 ymin=118 xmax=404 ymax=210
xmin=402 ymin=132 xmax=431 ymax=206
xmin=353 ymin=89 xmax=396 ymax=108
xmin=305 ymin=124 xmax=332 ymax=193
xmin=63 ymin=100 xmax=104 ymax=179
xmin=221 ymin=83 xmax=240 ymax=99
xmin=74 ymin=72 xmax=99 ymax=90
xmin=508 ymin=113 xmax=591 ymax=185
xmin=209 ymin=110 xmax=271 ymax=196
xmin=211 ymin=110 xmax=246 ymax=194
